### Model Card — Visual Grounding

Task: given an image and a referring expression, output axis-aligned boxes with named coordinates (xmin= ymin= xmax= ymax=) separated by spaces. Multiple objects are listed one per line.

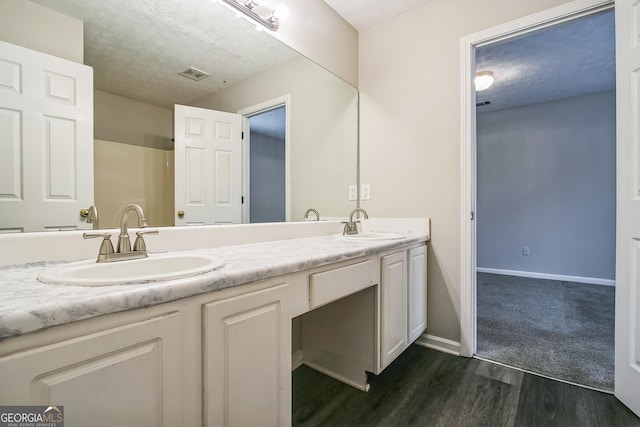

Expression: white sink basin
xmin=38 ymin=253 xmax=225 ymax=286
xmin=333 ymin=232 xmax=405 ymax=241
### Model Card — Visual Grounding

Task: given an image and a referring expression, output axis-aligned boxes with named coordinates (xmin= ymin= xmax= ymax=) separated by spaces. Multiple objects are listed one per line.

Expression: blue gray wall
xmin=250 ymin=132 xmax=286 ymax=223
xmin=476 ymin=90 xmax=616 ymax=280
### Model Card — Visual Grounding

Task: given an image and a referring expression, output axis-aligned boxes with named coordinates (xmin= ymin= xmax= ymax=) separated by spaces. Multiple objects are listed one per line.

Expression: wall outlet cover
xmin=348 ymin=185 xmax=357 ymax=201
xmin=361 ymin=184 xmax=371 ymax=200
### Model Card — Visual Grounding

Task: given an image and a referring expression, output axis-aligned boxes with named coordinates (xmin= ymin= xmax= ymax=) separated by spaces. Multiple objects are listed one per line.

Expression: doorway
xmin=246 ymin=106 xmax=286 ymax=223
xmin=238 ymin=95 xmax=291 ymax=223
xmin=460 ymin=0 xmax=618 ymax=386
xmin=473 ymin=10 xmax=616 ymax=390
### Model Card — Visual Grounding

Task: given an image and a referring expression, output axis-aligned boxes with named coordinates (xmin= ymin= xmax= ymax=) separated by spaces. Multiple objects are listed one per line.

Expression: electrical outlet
xmin=522 ymin=246 xmax=530 ymax=256
xmin=348 ymin=185 xmax=357 ymax=201
xmin=361 ymin=184 xmax=371 ymax=200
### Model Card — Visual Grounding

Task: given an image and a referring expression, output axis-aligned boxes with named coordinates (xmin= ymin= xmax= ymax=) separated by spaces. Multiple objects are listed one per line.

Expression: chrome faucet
xmin=116 ymin=203 xmax=148 ymax=253
xmin=342 ymin=208 xmax=369 ymax=235
xmin=84 ymin=203 xmax=158 ymax=263
xmin=86 ymin=205 xmax=99 ymax=230
xmin=79 ymin=205 xmax=100 ymax=229
xmin=304 ymin=208 xmax=320 ymax=221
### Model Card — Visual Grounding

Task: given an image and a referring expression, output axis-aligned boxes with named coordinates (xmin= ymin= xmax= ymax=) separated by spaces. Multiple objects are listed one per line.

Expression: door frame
xmin=459 ymin=0 xmax=615 ymax=358
xmin=238 ymin=95 xmax=291 ymax=223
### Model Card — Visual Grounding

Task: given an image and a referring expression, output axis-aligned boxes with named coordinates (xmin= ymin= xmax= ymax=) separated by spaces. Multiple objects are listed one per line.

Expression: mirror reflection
xmin=0 ymin=0 xmax=358 ymax=232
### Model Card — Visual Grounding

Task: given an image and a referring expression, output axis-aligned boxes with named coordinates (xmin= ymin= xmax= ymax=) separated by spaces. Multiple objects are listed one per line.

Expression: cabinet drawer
xmin=309 ymin=260 xmax=375 ymax=308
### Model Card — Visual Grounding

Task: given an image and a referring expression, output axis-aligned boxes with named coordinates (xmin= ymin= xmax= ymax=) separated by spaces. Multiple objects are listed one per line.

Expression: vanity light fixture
xmin=220 ymin=0 xmax=280 ymax=31
xmin=475 ymin=71 xmax=494 ymax=91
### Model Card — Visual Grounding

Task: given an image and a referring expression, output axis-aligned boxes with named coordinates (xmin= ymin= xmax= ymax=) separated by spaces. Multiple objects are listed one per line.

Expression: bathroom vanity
xmin=0 ymin=219 xmax=429 ymax=426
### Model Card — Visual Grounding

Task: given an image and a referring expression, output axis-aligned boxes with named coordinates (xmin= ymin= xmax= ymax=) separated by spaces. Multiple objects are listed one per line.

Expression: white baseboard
xmin=476 ymin=267 xmax=615 ymax=287
xmin=292 ymin=349 xmax=304 ymax=370
xmin=414 ymin=333 xmax=461 ymax=356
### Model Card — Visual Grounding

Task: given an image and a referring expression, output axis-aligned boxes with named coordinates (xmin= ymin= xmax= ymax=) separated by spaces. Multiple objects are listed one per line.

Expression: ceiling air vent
xmin=179 ymin=67 xmax=210 ymax=81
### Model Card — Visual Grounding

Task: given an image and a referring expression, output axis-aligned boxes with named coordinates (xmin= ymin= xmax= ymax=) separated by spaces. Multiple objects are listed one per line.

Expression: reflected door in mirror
xmin=174 ymin=105 xmax=242 ymax=226
xmin=0 ymin=41 xmax=93 ymax=232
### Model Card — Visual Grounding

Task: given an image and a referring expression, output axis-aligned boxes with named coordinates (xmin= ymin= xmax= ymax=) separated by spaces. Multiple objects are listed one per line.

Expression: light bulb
xmin=274 ymin=4 xmax=289 ymax=21
xmin=475 ymin=71 xmax=494 ymax=91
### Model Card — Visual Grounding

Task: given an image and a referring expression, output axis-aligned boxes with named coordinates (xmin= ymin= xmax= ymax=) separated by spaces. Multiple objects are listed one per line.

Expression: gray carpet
xmin=476 ymin=273 xmax=615 ymax=391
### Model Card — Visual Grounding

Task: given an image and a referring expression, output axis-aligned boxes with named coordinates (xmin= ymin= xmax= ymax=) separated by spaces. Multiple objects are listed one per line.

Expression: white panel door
xmin=615 ymin=0 xmax=640 ymax=417
xmin=0 ymin=41 xmax=93 ymax=232
xmin=174 ymin=104 xmax=242 ymax=225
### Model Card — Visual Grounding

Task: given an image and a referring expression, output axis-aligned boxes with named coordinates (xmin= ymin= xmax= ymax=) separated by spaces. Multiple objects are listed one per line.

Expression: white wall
xmin=94 ymin=90 xmax=173 ymax=150
xmin=359 ymin=0 xmax=574 ymax=343
xmin=272 ymin=0 xmax=358 ymax=87
xmin=476 ymin=91 xmax=616 ymax=281
xmin=0 ymin=0 xmax=83 ymax=63
xmin=194 ymin=56 xmax=358 ymax=221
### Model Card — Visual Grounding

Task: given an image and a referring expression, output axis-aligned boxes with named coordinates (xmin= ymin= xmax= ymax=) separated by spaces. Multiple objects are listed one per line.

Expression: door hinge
xmin=471 ymin=211 xmax=475 ymax=221
xmin=241 ymin=131 xmax=244 ymax=140
xmin=241 ymin=196 xmax=244 ymax=204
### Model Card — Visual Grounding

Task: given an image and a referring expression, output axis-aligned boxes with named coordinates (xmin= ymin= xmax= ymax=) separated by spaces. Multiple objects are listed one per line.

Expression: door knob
xmin=177 ymin=210 xmax=185 ymax=218
xmin=79 ymin=208 xmax=89 ymax=218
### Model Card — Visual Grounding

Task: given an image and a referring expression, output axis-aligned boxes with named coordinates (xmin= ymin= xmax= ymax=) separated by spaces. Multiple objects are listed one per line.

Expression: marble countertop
xmin=0 ymin=232 xmax=427 ymax=341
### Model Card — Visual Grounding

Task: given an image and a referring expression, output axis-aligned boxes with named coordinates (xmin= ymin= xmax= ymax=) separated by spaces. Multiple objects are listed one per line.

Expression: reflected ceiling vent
xmin=179 ymin=67 xmax=210 ymax=81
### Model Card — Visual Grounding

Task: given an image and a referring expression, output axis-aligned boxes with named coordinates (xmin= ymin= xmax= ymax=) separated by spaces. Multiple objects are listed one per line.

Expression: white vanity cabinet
xmin=379 ymin=243 xmax=428 ymax=371
xmin=0 ymin=311 xmax=184 ymax=427
xmin=0 ymin=230 xmax=429 ymax=427
xmin=202 ymin=280 xmax=300 ymax=427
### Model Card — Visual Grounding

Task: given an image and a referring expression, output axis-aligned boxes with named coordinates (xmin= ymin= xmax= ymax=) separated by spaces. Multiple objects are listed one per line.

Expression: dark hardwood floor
xmin=292 ymin=344 xmax=640 ymax=427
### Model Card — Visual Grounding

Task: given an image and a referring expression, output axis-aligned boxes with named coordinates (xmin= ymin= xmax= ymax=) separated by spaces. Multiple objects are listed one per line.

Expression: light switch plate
xmin=361 ymin=184 xmax=371 ymax=200
xmin=348 ymin=185 xmax=357 ymax=201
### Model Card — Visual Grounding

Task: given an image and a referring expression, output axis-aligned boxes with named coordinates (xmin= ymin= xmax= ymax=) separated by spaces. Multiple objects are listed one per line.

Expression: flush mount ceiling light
xmin=475 ymin=71 xmax=495 ymax=91
xmin=220 ymin=0 xmax=280 ymax=31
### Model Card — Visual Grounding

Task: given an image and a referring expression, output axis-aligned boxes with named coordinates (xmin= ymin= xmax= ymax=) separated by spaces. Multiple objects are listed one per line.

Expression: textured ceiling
xmin=323 ymin=0 xmax=436 ymax=31
xmin=322 ymin=1 xmax=614 ymax=114
xmin=30 ymin=1 xmax=615 ymax=126
xmin=476 ymin=10 xmax=615 ymax=113
xmin=31 ymin=0 xmax=300 ymax=110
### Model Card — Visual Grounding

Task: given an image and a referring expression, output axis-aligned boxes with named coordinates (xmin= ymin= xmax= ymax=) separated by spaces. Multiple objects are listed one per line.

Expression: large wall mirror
xmin=1 ymin=0 xmax=358 ymax=232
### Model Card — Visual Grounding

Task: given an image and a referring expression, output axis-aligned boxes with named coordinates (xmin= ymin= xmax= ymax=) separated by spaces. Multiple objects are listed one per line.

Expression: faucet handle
xmin=83 ymin=232 xmax=115 ymax=255
xmin=133 ymin=229 xmax=159 ymax=252
xmin=341 ymin=220 xmax=360 ymax=235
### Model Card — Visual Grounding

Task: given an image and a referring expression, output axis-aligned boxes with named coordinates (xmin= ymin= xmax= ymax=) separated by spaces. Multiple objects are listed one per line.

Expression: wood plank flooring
xmin=292 ymin=344 xmax=640 ymax=427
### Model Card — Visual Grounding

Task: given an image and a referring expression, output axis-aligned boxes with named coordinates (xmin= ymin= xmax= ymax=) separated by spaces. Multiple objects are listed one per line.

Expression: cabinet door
xmin=380 ymin=251 xmax=408 ymax=370
xmin=0 ymin=312 xmax=183 ymax=427
xmin=408 ymin=245 xmax=427 ymax=343
xmin=203 ymin=283 xmax=291 ymax=427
